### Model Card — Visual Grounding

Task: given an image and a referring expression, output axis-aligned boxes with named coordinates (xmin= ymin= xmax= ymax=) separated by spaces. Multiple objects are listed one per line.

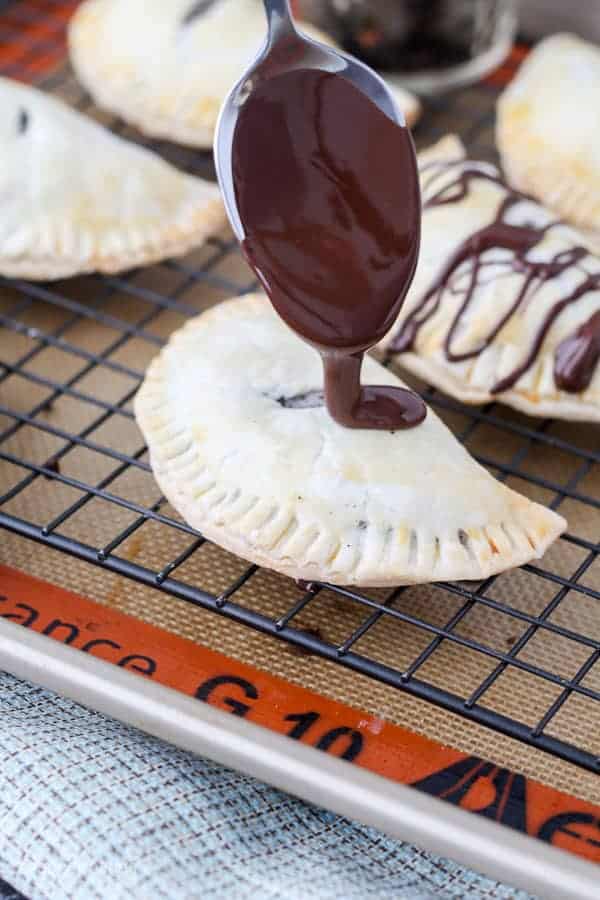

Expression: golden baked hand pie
xmin=0 ymin=77 xmax=226 ymax=279
xmin=134 ymin=293 xmax=565 ymax=587
xmin=497 ymin=33 xmax=600 ymax=246
xmin=67 ymin=0 xmax=425 ymax=149
xmin=381 ymin=136 xmax=600 ymax=422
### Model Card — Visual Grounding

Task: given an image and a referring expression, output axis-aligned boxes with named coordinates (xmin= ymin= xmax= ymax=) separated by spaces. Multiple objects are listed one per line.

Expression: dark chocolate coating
xmin=233 ymin=68 xmax=425 ymax=430
xmin=554 ymin=310 xmax=600 ymax=393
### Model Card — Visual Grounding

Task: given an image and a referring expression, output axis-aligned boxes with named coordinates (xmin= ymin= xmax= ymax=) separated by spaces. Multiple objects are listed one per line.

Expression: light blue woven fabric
xmin=0 ymin=672 xmax=531 ymax=900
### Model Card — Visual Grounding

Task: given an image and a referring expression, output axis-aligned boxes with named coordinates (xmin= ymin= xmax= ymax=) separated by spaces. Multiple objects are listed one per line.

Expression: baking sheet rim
xmin=0 ymin=617 xmax=596 ymax=900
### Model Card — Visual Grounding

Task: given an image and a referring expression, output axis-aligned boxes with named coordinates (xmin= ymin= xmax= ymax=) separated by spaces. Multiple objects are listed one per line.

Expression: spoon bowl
xmin=213 ymin=0 xmax=425 ymax=432
xmin=214 ymin=0 xmax=408 ymax=240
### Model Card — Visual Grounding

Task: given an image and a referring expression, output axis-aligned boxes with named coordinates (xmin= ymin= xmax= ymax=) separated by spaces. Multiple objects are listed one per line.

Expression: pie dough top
xmin=135 ymin=293 xmax=564 ymax=587
xmin=0 ymin=76 xmax=226 ymax=279
xmin=497 ymin=33 xmax=600 ymax=240
xmin=381 ymin=135 xmax=600 ymax=422
xmin=69 ymin=0 xmax=420 ymax=149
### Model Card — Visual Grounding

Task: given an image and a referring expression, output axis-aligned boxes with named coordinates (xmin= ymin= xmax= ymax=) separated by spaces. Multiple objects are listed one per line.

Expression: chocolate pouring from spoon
xmin=214 ymin=0 xmax=426 ymax=431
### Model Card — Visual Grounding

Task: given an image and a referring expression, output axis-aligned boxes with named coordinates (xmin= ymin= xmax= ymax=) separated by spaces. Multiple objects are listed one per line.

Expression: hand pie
xmin=381 ymin=136 xmax=600 ymax=422
xmin=69 ymin=0 xmax=358 ymax=149
xmin=0 ymin=77 xmax=226 ymax=280
xmin=134 ymin=293 xmax=564 ymax=587
xmin=497 ymin=34 xmax=600 ymax=245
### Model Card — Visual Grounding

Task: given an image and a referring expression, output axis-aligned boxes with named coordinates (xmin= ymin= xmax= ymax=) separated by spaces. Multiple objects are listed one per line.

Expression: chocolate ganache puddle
xmin=232 ymin=68 xmax=425 ymax=430
xmin=390 ymin=160 xmax=600 ymax=395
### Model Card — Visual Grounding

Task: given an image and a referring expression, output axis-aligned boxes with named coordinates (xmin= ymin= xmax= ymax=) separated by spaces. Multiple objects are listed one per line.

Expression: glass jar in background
xmin=297 ymin=0 xmax=518 ymax=93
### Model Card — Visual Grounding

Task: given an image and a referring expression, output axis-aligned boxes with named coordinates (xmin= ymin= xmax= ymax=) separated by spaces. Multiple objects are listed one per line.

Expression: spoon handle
xmin=262 ymin=0 xmax=296 ymax=36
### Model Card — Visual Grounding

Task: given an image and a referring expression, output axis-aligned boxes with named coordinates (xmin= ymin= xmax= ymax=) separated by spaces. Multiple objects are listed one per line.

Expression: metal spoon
xmin=214 ymin=0 xmax=409 ymax=240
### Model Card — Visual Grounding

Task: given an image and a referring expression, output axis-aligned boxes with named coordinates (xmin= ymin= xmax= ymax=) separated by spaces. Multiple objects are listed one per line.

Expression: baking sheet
xmin=0 ymin=615 xmax=597 ymax=900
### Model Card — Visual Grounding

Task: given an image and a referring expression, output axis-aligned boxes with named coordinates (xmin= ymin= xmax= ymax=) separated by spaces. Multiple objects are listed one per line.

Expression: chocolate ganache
xmin=232 ymin=68 xmax=425 ymax=430
xmin=390 ymin=160 xmax=600 ymax=395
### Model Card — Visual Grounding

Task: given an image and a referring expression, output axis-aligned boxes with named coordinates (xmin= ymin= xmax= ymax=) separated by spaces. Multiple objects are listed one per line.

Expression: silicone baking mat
xmin=1 ymin=0 xmax=599 ymax=873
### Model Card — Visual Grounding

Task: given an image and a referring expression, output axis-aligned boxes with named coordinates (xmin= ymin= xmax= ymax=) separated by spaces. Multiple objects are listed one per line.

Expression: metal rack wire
xmin=1 ymin=3 xmax=600 ymax=775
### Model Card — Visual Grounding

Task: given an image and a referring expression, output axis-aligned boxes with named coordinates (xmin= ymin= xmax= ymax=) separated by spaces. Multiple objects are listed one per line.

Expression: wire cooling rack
xmin=1 ymin=3 xmax=600 ymax=776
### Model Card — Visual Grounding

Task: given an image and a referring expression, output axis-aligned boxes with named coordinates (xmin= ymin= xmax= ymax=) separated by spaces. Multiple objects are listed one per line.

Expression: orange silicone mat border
xmin=1 ymin=565 xmax=599 ymax=866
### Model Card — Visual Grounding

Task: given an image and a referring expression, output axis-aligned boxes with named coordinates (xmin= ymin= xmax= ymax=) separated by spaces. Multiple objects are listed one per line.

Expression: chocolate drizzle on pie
xmin=390 ymin=160 xmax=600 ymax=395
xmin=554 ymin=310 xmax=600 ymax=393
xmin=232 ymin=68 xmax=425 ymax=430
